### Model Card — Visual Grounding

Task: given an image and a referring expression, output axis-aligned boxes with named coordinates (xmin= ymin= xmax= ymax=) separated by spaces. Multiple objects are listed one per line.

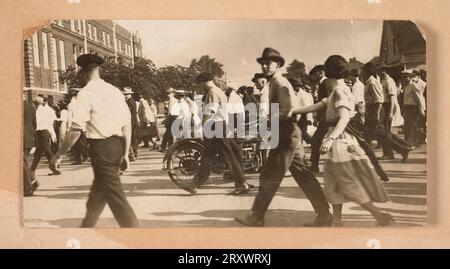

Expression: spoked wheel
xmin=166 ymin=142 xmax=205 ymax=189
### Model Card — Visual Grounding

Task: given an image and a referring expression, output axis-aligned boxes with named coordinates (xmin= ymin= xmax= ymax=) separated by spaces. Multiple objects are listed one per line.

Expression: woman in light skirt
xmin=289 ymin=55 xmax=394 ymax=227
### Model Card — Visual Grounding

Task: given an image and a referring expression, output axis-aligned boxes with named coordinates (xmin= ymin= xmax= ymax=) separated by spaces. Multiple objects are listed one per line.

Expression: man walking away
xmin=50 ymin=54 xmax=139 ymax=228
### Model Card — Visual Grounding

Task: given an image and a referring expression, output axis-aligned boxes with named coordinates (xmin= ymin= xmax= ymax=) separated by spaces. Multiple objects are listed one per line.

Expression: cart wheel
xmin=166 ymin=141 xmax=209 ymax=189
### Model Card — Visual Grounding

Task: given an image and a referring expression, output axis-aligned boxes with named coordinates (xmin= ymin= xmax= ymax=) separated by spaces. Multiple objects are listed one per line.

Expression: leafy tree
xmin=189 ymin=55 xmax=225 ymax=78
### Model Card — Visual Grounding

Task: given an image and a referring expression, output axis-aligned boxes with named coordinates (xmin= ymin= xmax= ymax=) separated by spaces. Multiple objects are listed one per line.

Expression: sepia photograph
xmin=22 ymin=19 xmax=427 ymax=228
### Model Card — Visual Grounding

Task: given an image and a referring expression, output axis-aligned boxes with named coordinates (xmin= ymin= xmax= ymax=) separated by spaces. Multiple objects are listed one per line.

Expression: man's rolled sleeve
xmin=70 ymin=91 xmax=91 ymax=131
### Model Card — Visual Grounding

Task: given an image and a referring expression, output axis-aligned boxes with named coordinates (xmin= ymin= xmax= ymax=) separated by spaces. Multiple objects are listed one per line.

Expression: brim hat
xmin=174 ymin=90 xmax=186 ymax=96
xmin=76 ymin=54 xmax=105 ymax=69
xmin=122 ymin=87 xmax=134 ymax=94
xmin=412 ymin=69 xmax=421 ymax=76
xmin=166 ymin=87 xmax=176 ymax=94
xmin=251 ymin=73 xmax=268 ymax=83
xmin=400 ymin=69 xmax=413 ymax=77
xmin=256 ymin=47 xmax=285 ymax=67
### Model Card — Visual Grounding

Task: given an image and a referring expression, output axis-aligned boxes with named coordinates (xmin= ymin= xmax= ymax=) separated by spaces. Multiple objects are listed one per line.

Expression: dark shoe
xmin=228 ymin=184 xmax=250 ymax=195
xmin=378 ymin=155 xmax=395 ymax=161
xmin=308 ymin=165 xmax=319 ymax=173
xmin=377 ymin=213 xmax=395 ymax=227
xmin=182 ymin=184 xmax=197 ymax=195
xmin=235 ymin=214 xmax=264 ymax=227
xmin=48 ymin=170 xmax=61 ymax=176
xmin=24 ymin=191 xmax=34 ymax=197
xmin=304 ymin=213 xmax=333 ymax=227
xmin=401 ymin=152 xmax=409 ymax=163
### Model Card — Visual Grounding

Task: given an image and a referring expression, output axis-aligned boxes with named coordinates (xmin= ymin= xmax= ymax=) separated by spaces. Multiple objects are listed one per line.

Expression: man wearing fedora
xmin=50 ymin=54 xmax=139 ymax=228
xmin=236 ymin=48 xmax=331 ymax=227
xmin=123 ymin=87 xmax=138 ymax=161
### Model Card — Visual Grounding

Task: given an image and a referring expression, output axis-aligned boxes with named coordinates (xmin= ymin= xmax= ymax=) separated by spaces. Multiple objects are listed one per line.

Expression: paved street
xmin=24 ymin=142 xmax=427 ymax=228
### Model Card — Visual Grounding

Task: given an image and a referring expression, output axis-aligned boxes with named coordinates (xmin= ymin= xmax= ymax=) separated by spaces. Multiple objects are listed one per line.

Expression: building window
xmin=102 ymin=31 xmax=106 ymax=46
xmin=106 ymin=33 xmax=111 ymax=47
xmin=51 ymin=37 xmax=58 ymax=71
xmin=32 ymin=32 xmax=40 ymax=66
xmin=59 ymin=40 xmax=66 ymax=71
xmin=118 ymin=39 xmax=122 ymax=52
xmin=93 ymin=26 xmax=98 ymax=41
xmin=77 ymin=20 xmax=83 ymax=34
xmin=72 ymin=44 xmax=78 ymax=69
xmin=87 ymin=23 xmax=92 ymax=39
xmin=41 ymin=32 xmax=49 ymax=68
xmin=70 ymin=20 xmax=75 ymax=31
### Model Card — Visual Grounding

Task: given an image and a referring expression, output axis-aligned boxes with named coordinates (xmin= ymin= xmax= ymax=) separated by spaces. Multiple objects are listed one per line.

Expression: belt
xmin=87 ymin=135 xmax=121 ymax=142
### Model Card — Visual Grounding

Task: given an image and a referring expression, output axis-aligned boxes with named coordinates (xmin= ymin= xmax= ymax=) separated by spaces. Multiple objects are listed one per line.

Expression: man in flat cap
xmin=50 ymin=54 xmax=139 ymax=228
xmin=236 ymin=48 xmax=331 ymax=227
xmin=186 ymin=72 xmax=251 ymax=195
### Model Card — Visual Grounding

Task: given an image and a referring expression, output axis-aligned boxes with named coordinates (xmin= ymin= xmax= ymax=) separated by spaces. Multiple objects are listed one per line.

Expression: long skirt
xmin=323 ymin=129 xmax=389 ymax=205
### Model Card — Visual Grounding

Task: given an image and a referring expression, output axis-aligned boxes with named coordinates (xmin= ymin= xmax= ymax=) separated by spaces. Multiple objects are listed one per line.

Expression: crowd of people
xmin=23 ymin=47 xmax=427 ymax=228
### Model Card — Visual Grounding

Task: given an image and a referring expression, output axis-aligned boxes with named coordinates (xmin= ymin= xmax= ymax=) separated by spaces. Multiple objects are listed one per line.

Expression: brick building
xmin=23 ymin=20 xmax=142 ymax=104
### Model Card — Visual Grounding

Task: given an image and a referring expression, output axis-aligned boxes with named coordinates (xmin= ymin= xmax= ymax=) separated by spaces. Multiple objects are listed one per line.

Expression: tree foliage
xmin=58 ymin=54 xmax=227 ymax=108
xmin=189 ymin=55 xmax=225 ymax=78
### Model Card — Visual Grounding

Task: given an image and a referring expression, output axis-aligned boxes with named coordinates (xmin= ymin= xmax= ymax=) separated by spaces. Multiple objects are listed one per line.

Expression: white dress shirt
xmin=351 ymin=79 xmax=365 ymax=104
xmin=36 ymin=104 xmax=57 ymax=135
xmin=71 ymin=78 xmax=131 ymax=139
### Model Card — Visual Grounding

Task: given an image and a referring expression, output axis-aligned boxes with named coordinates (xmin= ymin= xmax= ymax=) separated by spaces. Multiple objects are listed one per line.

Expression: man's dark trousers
xmin=71 ymin=133 xmax=88 ymax=163
xmin=161 ymin=116 xmax=176 ymax=150
xmin=252 ymin=121 xmax=329 ymax=219
xmin=309 ymin=119 xmax=329 ymax=168
xmin=31 ymin=130 xmax=55 ymax=172
xmin=404 ymin=105 xmax=422 ymax=146
xmin=366 ymin=103 xmax=409 ymax=156
xmin=193 ymin=121 xmax=246 ymax=188
xmin=81 ymin=136 xmax=139 ymax=228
